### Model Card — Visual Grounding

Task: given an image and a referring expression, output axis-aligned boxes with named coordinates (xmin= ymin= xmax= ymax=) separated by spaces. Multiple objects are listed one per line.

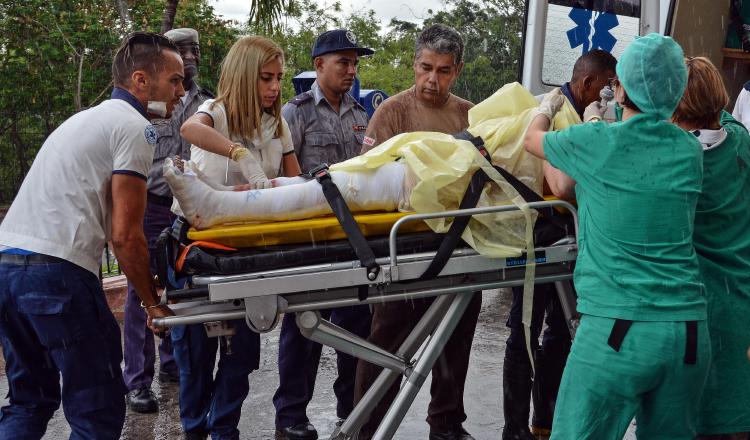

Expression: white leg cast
xmin=163 ymin=160 xmax=407 ymax=229
xmin=272 ymin=176 xmax=309 ymax=187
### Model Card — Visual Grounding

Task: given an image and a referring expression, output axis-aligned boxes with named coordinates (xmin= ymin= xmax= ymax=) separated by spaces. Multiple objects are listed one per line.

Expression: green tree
xmin=0 ymin=0 xmax=237 ymax=203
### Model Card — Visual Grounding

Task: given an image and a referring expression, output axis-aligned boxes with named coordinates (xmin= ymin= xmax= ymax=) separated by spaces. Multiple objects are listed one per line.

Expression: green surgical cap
xmin=615 ymin=33 xmax=687 ymax=119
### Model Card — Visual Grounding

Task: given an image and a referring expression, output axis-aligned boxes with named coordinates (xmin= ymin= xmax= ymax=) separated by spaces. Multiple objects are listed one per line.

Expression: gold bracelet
xmin=140 ymin=300 xmax=161 ymax=309
xmin=227 ymin=143 xmax=238 ymax=159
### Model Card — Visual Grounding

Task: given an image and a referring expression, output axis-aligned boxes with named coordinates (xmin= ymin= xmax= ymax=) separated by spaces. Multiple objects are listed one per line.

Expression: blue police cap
xmin=311 ymin=29 xmax=374 ymax=58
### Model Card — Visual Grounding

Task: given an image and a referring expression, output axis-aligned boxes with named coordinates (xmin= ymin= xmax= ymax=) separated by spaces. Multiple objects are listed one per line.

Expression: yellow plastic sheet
xmin=332 ymin=82 xmax=581 ymax=257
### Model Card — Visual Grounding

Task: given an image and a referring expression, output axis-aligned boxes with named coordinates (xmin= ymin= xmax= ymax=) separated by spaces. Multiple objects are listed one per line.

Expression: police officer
xmin=273 ymin=29 xmax=373 ymax=440
xmin=122 ymin=27 xmax=213 ymax=414
xmin=0 ymin=32 xmax=182 ymax=439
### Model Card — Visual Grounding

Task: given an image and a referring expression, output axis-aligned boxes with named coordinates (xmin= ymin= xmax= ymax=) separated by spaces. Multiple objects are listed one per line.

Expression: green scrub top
xmin=694 ymin=112 xmax=750 ymax=434
xmin=543 ymin=113 xmax=706 ymax=321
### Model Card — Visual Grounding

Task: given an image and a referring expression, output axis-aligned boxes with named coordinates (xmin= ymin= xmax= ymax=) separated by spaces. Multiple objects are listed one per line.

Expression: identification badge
xmin=363 ymin=136 xmax=376 ymax=147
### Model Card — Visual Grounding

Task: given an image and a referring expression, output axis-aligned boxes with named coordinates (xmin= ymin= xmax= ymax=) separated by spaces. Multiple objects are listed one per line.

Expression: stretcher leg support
xmin=331 ymin=294 xmax=455 ymax=439
xmin=296 ymin=311 xmax=408 ymax=374
xmin=554 ymin=280 xmax=579 ymax=338
xmin=374 ymin=291 xmax=475 ymax=440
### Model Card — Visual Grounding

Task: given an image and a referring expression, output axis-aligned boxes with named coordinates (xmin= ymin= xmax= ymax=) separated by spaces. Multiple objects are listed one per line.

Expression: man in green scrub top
xmin=523 ymin=34 xmax=710 ymax=439
xmin=672 ymin=56 xmax=750 ymax=439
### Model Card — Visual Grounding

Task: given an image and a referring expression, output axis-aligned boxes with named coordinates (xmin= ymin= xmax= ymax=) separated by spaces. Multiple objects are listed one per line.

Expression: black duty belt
xmin=607 ymin=319 xmax=698 ymax=365
xmin=0 ymin=253 xmax=65 ymax=265
xmin=147 ymin=193 xmax=174 ymax=207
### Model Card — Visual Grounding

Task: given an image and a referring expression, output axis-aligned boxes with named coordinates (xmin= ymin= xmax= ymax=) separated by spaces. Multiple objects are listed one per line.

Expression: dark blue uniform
xmin=171 ymin=320 xmax=260 ymax=439
xmin=0 ymin=257 xmax=126 ymax=439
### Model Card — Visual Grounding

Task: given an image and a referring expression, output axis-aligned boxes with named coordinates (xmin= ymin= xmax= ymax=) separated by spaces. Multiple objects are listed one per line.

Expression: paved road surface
xmin=0 ymin=289 xmax=636 ymax=439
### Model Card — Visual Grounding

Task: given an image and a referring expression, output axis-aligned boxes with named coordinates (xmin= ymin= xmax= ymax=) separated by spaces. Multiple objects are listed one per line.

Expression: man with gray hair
xmin=355 ymin=23 xmax=479 ymax=440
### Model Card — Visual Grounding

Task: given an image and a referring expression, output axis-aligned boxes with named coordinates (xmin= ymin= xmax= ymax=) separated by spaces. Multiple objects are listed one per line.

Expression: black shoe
xmin=184 ymin=429 xmax=207 ymax=440
xmin=501 ymin=426 xmax=536 ymax=440
xmin=429 ymin=425 xmax=475 ymax=440
xmin=158 ymin=369 xmax=180 ymax=384
xmin=275 ymin=422 xmax=318 ymax=440
xmin=126 ymin=387 xmax=157 ymax=413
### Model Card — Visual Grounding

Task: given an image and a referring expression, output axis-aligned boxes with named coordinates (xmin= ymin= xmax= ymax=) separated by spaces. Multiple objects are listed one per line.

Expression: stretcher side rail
xmin=154 ymin=200 xmax=579 ymax=329
xmin=387 ymin=199 xmax=578 ymax=267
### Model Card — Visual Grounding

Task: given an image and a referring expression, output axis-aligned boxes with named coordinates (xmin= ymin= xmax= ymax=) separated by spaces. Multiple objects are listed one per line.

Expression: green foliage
xmin=0 ymin=0 xmax=236 ymax=203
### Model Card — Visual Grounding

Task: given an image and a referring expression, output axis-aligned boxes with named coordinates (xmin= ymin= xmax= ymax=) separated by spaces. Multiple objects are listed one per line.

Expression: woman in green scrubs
xmin=672 ymin=56 xmax=750 ymax=440
xmin=524 ymin=34 xmax=710 ymax=439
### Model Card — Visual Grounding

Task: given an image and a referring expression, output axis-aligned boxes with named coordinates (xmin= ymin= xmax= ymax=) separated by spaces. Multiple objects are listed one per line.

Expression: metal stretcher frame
xmin=153 ymin=200 xmax=579 ymax=440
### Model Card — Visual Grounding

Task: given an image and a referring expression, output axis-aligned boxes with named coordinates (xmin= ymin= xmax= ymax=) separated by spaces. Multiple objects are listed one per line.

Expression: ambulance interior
xmin=521 ymin=0 xmax=747 ymax=109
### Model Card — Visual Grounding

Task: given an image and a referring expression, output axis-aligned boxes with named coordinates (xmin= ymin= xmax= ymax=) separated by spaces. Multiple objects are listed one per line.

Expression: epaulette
xmin=199 ymin=87 xmax=215 ymax=99
xmin=744 ymin=80 xmax=750 ymax=92
xmin=288 ymin=92 xmax=313 ymax=106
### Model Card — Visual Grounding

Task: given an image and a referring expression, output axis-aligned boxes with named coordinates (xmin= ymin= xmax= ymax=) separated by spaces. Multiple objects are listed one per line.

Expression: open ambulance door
xmin=520 ymin=0 xmax=672 ymax=95
xmin=668 ymin=0 xmax=745 ymax=107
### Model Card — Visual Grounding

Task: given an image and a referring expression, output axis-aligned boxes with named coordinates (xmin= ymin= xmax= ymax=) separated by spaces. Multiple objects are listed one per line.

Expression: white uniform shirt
xmin=191 ymin=99 xmax=294 ymax=185
xmin=0 ymin=98 xmax=153 ymax=275
xmin=732 ymin=84 xmax=750 ymax=132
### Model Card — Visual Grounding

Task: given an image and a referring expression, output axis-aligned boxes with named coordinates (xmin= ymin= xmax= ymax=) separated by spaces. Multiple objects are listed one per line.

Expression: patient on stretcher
xmin=165 ymin=82 xmax=583 ymax=257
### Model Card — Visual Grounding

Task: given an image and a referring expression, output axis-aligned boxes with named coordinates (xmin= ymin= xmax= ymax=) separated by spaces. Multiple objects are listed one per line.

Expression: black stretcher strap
xmin=456 ymin=130 xmax=569 ymax=231
xmin=416 ymin=131 xmax=570 ymax=281
xmin=607 ymin=319 xmax=699 ymax=364
xmin=418 ymin=165 xmax=490 ymax=281
xmin=311 ymin=164 xmax=379 ymax=300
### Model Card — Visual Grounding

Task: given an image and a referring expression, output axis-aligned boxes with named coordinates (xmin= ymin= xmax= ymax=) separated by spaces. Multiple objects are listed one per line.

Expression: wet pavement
xmin=0 ymin=289 xmax=636 ymax=439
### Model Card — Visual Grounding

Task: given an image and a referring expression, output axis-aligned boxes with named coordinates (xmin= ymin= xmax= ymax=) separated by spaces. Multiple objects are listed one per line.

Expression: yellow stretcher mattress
xmin=187 ymin=211 xmax=431 ymax=248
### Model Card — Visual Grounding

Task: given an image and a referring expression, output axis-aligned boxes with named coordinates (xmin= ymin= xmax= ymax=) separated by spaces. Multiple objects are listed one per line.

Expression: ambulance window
xmin=542 ymin=0 xmax=642 ymax=86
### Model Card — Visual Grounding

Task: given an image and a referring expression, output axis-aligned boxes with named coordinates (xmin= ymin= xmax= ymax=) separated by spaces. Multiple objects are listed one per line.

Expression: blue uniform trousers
xmin=273 ymin=305 xmax=371 ymax=429
xmin=123 ymin=198 xmax=177 ymax=391
xmin=504 ymin=284 xmax=571 ymax=430
xmin=0 ymin=258 xmax=126 ymax=440
xmin=171 ymin=319 xmax=260 ymax=440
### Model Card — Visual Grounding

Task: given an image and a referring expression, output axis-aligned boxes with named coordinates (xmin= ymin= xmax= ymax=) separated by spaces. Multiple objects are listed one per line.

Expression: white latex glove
xmin=538 ymin=88 xmax=565 ymax=121
xmin=583 ymin=101 xmax=606 ymax=122
xmin=232 ymin=147 xmax=272 ymax=189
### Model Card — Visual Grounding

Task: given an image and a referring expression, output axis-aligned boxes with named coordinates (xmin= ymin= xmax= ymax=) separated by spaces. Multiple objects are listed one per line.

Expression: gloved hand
xmin=232 ymin=147 xmax=272 ymax=189
xmin=583 ymin=101 xmax=606 ymax=122
xmin=538 ymin=88 xmax=565 ymax=121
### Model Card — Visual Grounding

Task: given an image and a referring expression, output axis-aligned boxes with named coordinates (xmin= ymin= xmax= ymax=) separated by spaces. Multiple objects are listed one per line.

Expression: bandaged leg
xmin=164 ymin=159 xmax=408 ymax=229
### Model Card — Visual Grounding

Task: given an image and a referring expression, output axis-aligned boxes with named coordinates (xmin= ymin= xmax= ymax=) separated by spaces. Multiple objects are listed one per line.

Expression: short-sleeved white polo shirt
xmin=0 ymin=98 xmax=154 ymax=275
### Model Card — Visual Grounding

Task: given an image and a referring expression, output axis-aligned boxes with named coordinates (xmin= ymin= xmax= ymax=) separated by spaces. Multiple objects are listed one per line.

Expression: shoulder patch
xmin=144 ymin=125 xmax=158 ymax=145
xmin=289 ymin=93 xmax=313 ymax=106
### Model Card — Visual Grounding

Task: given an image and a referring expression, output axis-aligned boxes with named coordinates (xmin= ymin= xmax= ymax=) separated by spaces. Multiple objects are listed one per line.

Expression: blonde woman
xmin=672 ymin=56 xmax=750 ymax=440
xmin=170 ymin=35 xmax=299 ymax=440
xmin=181 ymin=35 xmax=301 ymax=190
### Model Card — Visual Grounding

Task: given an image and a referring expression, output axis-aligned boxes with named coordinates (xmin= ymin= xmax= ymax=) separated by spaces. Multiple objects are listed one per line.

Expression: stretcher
xmin=152 ymin=195 xmax=579 ymax=440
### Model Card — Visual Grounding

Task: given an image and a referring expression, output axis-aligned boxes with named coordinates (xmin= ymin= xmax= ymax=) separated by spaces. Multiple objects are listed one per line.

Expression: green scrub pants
xmin=550 ymin=315 xmax=710 ymax=440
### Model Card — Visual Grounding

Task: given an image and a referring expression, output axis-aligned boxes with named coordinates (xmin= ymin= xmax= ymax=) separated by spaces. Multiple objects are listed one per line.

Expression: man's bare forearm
xmin=112 ymin=234 xmax=159 ymax=306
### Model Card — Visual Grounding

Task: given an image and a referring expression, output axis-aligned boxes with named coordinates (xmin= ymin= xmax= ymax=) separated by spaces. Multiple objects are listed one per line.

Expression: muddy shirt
xmin=282 ymin=81 xmax=369 ymax=173
xmin=361 ymin=86 xmax=473 ymax=152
